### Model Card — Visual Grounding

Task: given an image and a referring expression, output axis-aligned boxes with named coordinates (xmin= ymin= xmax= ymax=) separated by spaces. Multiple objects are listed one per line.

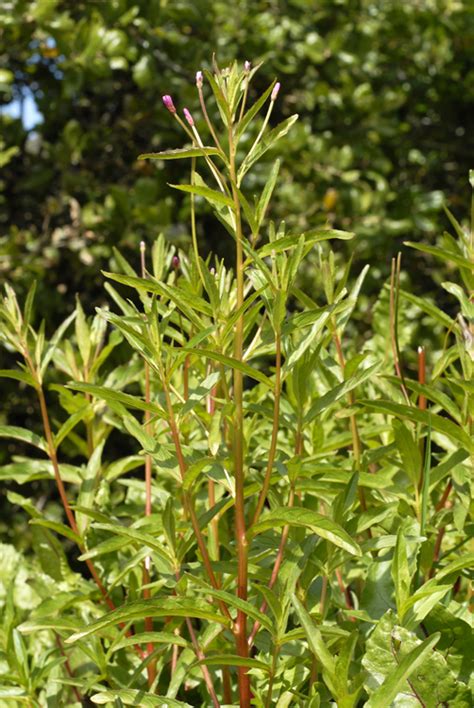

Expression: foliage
xmin=0 ymin=61 xmax=472 ymax=707
xmin=1 ymin=0 xmax=473 ymax=312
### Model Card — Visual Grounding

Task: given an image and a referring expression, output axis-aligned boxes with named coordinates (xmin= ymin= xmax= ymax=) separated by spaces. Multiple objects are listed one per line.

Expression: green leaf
xmin=236 ymin=80 xmax=276 ymax=138
xmin=239 ymin=114 xmax=299 ymax=179
xmin=139 ymin=146 xmax=221 ymax=160
xmin=181 ymin=371 xmax=221 ymax=416
xmin=405 ymin=241 xmax=474 ymax=271
xmin=399 ymin=288 xmax=454 ymax=329
xmin=249 ymin=507 xmax=361 ymax=556
xmin=255 ymin=158 xmax=280 ymax=229
xmin=104 ymin=271 xmax=211 ymax=325
xmin=169 ymin=182 xmax=234 ymax=209
xmin=75 ymin=296 xmax=91 ymax=366
xmin=66 ymin=598 xmax=231 ymax=643
xmin=0 ymin=425 xmax=47 ymax=452
xmin=363 ymin=611 xmax=470 ymax=708
xmin=189 ymin=582 xmax=273 ymax=632
xmin=291 ymin=593 xmax=336 ymax=678
xmin=392 ymin=419 xmax=421 ymax=487
xmin=258 ymin=228 xmax=354 ymax=258
xmin=305 ymin=363 xmax=380 ymax=422
xmin=391 ymin=527 xmax=412 ymax=619
xmin=361 ymin=400 xmax=473 ymax=452
xmin=0 ymin=369 xmax=36 ymax=387
xmin=76 ymin=441 xmax=104 ymax=536
xmin=194 ymin=654 xmax=270 ymax=671
xmin=112 ymin=631 xmax=188 ymax=651
xmin=68 ymin=382 xmax=166 ymax=418
xmin=89 ymin=523 xmax=175 ymax=569
xmin=91 ymin=689 xmax=192 ymax=706
xmin=181 ymin=347 xmax=273 ymax=387
xmin=366 ymin=632 xmax=440 ymax=708
xmin=29 ymin=519 xmax=82 ymax=546
xmin=54 ymin=404 xmax=92 ymax=448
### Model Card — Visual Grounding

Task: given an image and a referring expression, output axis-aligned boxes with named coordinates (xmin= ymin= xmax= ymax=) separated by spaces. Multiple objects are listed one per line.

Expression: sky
xmin=1 ymin=91 xmax=43 ymax=130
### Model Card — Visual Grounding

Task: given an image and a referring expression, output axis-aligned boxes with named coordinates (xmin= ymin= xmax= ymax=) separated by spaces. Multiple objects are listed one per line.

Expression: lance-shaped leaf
xmin=66 ymin=598 xmax=231 ymax=643
xmin=193 ymin=654 xmax=270 ymax=672
xmin=112 ymin=631 xmax=189 ymax=652
xmin=168 ymin=182 xmax=235 ymax=210
xmin=236 ymin=80 xmax=276 ymax=139
xmin=0 ymin=369 xmax=36 ymax=387
xmin=361 ymin=400 xmax=473 ymax=452
xmin=292 ymin=594 xmax=338 ymax=696
xmin=91 ymin=688 xmax=192 ymax=706
xmin=181 ymin=347 xmax=273 ymax=388
xmin=68 ymin=382 xmax=166 ymax=418
xmin=139 ymin=146 xmax=221 ymax=160
xmin=188 ymin=582 xmax=274 ymax=632
xmin=258 ymin=228 xmax=354 ymax=258
xmin=366 ymin=635 xmax=441 ymax=708
xmin=305 ymin=363 xmax=380 ymax=422
xmin=89 ymin=523 xmax=175 ymax=569
xmin=238 ymin=114 xmax=299 ymax=180
xmin=249 ymin=507 xmax=361 ymax=556
xmin=405 ymin=241 xmax=473 ymax=271
xmin=0 ymin=425 xmax=47 ymax=452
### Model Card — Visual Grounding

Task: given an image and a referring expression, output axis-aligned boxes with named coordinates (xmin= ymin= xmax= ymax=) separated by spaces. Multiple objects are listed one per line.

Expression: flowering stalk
xmin=227 ymin=106 xmax=251 ymax=708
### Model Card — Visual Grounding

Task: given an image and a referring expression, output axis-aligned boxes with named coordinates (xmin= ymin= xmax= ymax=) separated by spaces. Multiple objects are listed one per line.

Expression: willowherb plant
xmin=0 ymin=60 xmax=472 ymax=707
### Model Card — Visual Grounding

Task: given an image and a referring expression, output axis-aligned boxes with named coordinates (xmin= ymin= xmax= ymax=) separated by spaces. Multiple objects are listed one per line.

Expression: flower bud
xmin=271 ymin=82 xmax=280 ymax=101
xmin=172 ymin=255 xmax=180 ymax=269
xmin=244 ymin=60 xmax=251 ymax=72
xmin=183 ymin=108 xmax=194 ymax=126
xmin=196 ymin=70 xmax=203 ymax=87
xmin=162 ymin=95 xmax=176 ymax=113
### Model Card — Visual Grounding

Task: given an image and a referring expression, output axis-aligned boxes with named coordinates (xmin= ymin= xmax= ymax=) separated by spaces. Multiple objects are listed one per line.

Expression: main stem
xmin=228 ymin=120 xmax=251 ymax=708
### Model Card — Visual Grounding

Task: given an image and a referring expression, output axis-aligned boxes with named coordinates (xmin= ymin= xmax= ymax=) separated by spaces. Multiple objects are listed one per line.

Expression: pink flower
xmin=162 ymin=95 xmax=176 ymax=113
xmin=183 ymin=108 xmax=194 ymax=126
xmin=172 ymin=255 xmax=180 ymax=269
xmin=271 ymin=82 xmax=280 ymax=101
xmin=196 ymin=70 xmax=203 ymax=87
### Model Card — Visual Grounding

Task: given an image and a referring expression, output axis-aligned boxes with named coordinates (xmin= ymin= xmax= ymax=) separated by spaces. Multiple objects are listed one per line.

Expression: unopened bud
xmin=183 ymin=108 xmax=194 ymax=126
xmin=139 ymin=241 xmax=146 ymax=252
xmin=172 ymin=255 xmax=180 ymax=269
xmin=244 ymin=61 xmax=251 ymax=72
xmin=271 ymin=82 xmax=280 ymax=101
xmin=196 ymin=70 xmax=203 ymax=87
xmin=162 ymin=95 xmax=176 ymax=113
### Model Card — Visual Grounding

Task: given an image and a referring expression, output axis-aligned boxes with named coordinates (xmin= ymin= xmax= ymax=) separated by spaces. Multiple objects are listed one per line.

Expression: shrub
xmin=0 ymin=61 xmax=472 ymax=707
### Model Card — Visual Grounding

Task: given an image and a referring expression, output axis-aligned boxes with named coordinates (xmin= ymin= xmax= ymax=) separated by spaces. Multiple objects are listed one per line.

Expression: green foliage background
xmin=1 ymin=0 xmax=473 ymax=308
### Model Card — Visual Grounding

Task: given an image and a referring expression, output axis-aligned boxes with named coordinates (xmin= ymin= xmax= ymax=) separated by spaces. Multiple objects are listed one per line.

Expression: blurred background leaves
xmin=1 ymin=0 xmax=473 ymax=314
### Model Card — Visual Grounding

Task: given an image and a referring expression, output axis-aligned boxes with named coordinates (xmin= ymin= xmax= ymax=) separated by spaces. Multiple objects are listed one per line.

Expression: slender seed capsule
xmin=162 ymin=95 xmax=176 ymax=113
xmin=271 ymin=82 xmax=280 ymax=101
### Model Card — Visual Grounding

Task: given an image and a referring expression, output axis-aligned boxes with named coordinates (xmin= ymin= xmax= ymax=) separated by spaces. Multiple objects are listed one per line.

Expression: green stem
xmin=228 ymin=117 xmax=251 ymax=708
xmin=162 ymin=377 xmax=231 ymax=622
xmin=252 ymin=332 xmax=282 ymax=526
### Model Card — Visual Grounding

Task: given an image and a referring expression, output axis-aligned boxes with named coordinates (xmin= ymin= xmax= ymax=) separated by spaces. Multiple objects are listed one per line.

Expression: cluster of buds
xmin=161 ymin=61 xmax=280 ymax=124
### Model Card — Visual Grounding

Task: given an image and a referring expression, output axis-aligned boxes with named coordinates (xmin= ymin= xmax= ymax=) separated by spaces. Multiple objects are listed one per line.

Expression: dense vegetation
xmin=0 ymin=2 xmax=473 ymax=707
